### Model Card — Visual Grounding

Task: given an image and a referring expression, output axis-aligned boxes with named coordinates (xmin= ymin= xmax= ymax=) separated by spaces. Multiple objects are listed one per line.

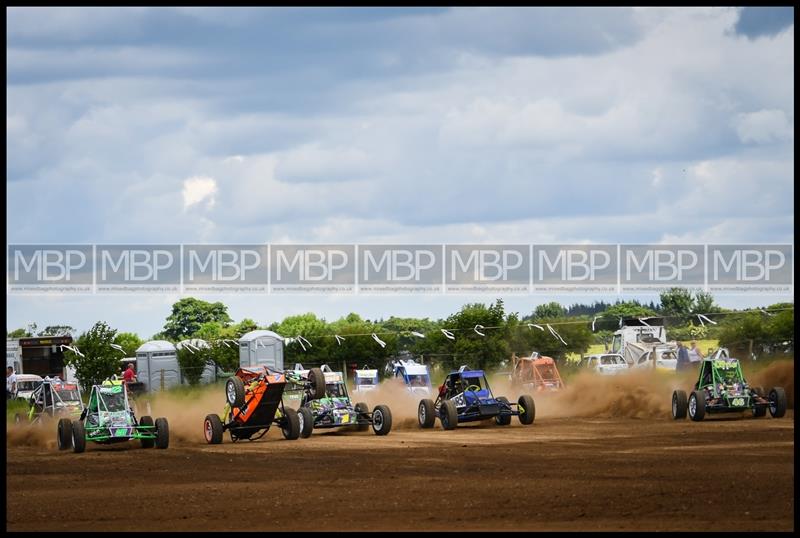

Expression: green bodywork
xmin=82 ymin=381 xmax=157 ymax=443
xmin=696 ymin=358 xmax=750 ymax=408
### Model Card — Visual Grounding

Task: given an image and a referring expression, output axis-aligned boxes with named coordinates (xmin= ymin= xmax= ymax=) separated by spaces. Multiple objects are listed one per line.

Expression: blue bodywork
xmin=442 ymin=369 xmax=515 ymax=423
xmin=389 ymin=359 xmax=433 ymax=396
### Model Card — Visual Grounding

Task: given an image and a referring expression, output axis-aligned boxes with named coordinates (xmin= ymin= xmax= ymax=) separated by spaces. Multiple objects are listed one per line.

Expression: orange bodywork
xmin=230 ymin=367 xmax=287 ymax=426
xmin=511 ymin=354 xmax=565 ymax=391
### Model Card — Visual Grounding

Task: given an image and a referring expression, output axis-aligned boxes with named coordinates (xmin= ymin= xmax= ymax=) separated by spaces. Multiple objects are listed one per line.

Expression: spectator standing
xmin=676 ymin=341 xmax=690 ymax=371
xmin=7 ymin=366 xmax=17 ymax=399
xmin=688 ymin=341 xmax=704 ymax=363
xmin=122 ymin=363 xmax=137 ymax=384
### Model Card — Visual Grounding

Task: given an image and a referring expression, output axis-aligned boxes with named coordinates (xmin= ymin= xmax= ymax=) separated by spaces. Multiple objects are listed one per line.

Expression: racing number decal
xmin=731 ymin=398 xmax=745 ymax=406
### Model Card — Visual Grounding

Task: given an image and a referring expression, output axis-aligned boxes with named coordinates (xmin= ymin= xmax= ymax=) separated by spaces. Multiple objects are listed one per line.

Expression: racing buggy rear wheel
xmin=155 ymin=418 xmax=170 ymax=449
xmin=307 ymin=368 xmax=327 ymax=400
xmin=204 ymin=414 xmax=224 ymax=444
xmin=371 ymin=405 xmax=392 ymax=436
xmin=281 ymin=407 xmax=301 ymax=440
xmin=752 ymin=405 xmax=767 ymax=418
xmin=768 ymin=387 xmax=787 ymax=418
xmin=418 ymin=399 xmax=435 ymax=429
xmin=688 ymin=391 xmax=706 ymax=422
xmin=139 ymin=416 xmax=155 ymax=448
xmin=355 ymin=402 xmax=370 ymax=432
xmin=518 ymin=395 xmax=536 ymax=425
xmin=226 ymin=377 xmax=246 ymax=408
xmin=297 ymin=407 xmax=314 ymax=438
xmin=71 ymin=420 xmax=86 ymax=453
xmin=440 ymin=400 xmax=458 ymax=430
xmin=57 ymin=418 xmax=73 ymax=450
xmin=495 ymin=397 xmax=512 ymax=426
xmin=672 ymin=390 xmax=688 ymax=419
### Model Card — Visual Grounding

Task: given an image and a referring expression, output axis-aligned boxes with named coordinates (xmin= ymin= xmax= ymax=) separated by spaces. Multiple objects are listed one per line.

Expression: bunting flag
xmin=411 ymin=331 xmax=426 ymax=338
xmin=474 ymin=324 xmax=485 ymax=337
xmin=638 ymin=318 xmax=651 ymax=327
xmin=109 ymin=343 xmax=125 ymax=353
xmin=591 ymin=316 xmax=597 ymax=332
xmin=547 ymin=324 xmax=568 ymax=346
xmin=295 ymin=335 xmax=312 ymax=351
xmin=334 ymin=334 xmax=345 ymax=346
xmin=697 ymin=314 xmax=717 ymax=326
xmin=441 ymin=329 xmax=455 ymax=340
xmin=527 ymin=323 xmax=544 ymax=331
xmin=371 ymin=333 xmax=387 ymax=348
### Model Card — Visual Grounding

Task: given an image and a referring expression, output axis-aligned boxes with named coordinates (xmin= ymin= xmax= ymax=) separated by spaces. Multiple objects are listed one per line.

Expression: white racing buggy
xmin=353 ymin=365 xmax=379 ymax=393
xmin=15 ymin=378 xmax=84 ymax=426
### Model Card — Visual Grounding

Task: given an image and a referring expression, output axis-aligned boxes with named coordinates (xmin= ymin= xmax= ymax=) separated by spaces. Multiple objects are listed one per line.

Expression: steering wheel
xmin=466 ymin=384 xmax=481 ymax=393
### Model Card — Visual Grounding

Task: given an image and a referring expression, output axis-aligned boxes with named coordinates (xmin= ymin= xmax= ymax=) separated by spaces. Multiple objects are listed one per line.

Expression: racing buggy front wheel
xmin=418 ymin=399 xmax=435 ymax=429
xmin=57 ymin=418 xmax=73 ymax=450
xmin=155 ymin=418 xmax=170 ymax=449
xmin=204 ymin=414 xmax=224 ymax=444
xmin=768 ymin=387 xmax=787 ymax=418
xmin=371 ymin=405 xmax=392 ymax=436
xmin=495 ymin=397 xmax=511 ymax=426
xmin=440 ymin=400 xmax=458 ymax=430
xmin=688 ymin=391 xmax=706 ymax=422
xmin=518 ymin=395 xmax=536 ymax=425
xmin=71 ymin=420 xmax=86 ymax=454
xmin=281 ymin=407 xmax=301 ymax=440
xmin=672 ymin=390 xmax=688 ymax=420
xmin=139 ymin=416 xmax=155 ymax=448
xmin=298 ymin=407 xmax=314 ymax=438
xmin=226 ymin=377 xmax=246 ymax=408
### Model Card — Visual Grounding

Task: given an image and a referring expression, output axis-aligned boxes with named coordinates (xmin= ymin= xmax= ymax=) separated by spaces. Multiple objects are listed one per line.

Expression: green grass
xmin=6 ymin=398 xmax=29 ymax=422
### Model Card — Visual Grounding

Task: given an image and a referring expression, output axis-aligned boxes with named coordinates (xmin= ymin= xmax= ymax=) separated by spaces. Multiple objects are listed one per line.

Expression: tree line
xmin=7 ymin=291 xmax=793 ymax=390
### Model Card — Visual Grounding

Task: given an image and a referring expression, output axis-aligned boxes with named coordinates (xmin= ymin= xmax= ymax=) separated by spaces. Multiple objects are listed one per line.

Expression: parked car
xmin=581 ymin=353 xmax=629 ymax=375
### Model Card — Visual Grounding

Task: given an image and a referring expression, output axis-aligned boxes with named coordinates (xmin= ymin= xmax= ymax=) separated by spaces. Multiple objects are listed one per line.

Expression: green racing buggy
xmin=671 ymin=350 xmax=787 ymax=422
xmin=57 ymin=379 xmax=169 ymax=453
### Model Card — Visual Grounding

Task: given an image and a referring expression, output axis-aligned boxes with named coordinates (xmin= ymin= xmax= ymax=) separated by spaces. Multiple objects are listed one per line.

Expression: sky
xmin=6 ymin=7 xmax=795 ymax=338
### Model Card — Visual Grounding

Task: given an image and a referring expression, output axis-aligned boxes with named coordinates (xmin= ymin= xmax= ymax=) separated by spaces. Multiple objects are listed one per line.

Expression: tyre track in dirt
xmin=6 ymin=413 xmax=794 ymax=532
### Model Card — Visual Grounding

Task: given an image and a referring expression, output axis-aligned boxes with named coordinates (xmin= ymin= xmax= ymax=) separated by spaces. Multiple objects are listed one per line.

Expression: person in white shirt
xmin=6 ymin=366 xmax=17 ymax=399
xmin=687 ymin=341 xmax=704 ymax=363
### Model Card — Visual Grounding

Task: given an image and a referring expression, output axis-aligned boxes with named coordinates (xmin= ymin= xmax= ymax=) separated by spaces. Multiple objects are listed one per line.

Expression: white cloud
xmin=733 ymin=109 xmax=794 ymax=144
xmin=182 ymin=175 xmax=218 ymax=211
xmin=274 ymin=143 xmax=371 ymax=183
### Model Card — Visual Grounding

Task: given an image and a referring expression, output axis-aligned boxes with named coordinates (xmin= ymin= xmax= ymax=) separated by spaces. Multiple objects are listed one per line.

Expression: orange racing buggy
xmin=203 ymin=365 xmax=325 ymax=443
xmin=510 ymin=353 xmax=566 ymax=392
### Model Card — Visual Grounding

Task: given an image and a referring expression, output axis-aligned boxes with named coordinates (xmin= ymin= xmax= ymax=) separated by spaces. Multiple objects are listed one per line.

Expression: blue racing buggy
xmin=418 ymin=366 xmax=535 ymax=430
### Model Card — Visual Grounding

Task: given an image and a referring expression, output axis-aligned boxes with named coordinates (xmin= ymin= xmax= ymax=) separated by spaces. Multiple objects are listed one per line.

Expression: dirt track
xmin=6 ymin=411 xmax=794 ymax=531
